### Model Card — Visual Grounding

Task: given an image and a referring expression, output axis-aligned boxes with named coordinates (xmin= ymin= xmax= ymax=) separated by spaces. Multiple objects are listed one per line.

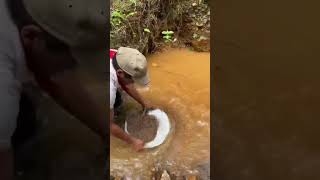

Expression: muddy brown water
xmin=110 ymin=48 xmax=211 ymax=178
xmin=214 ymin=1 xmax=320 ymax=179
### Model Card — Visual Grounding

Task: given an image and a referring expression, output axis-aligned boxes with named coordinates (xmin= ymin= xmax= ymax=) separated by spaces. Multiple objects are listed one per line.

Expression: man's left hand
xmin=144 ymin=102 xmax=156 ymax=110
xmin=142 ymin=102 xmax=156 ymax=115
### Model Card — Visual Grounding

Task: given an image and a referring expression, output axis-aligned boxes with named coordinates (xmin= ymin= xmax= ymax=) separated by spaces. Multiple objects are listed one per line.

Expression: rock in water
xmin=126 ymin=111 xmax=159 ymax=142
xmin=185 ymin=175 xmax=198 ymax=180
xmin=160 ymin=170 xmax=171 ymax=180
xmin=152 ymin=63 xmax=159 ymax=67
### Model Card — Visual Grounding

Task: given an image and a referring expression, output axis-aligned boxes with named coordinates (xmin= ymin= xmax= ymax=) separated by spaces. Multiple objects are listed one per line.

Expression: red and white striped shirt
xmin=110 ymin=49 xmax=119 ymax=108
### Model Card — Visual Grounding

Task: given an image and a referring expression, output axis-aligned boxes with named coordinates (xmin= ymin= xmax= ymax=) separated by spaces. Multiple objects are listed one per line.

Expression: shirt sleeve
xmin=110 ymin=78 xmax=117 ymax=109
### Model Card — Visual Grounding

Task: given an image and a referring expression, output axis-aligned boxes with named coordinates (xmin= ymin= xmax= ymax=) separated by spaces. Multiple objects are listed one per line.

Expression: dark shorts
xmin=114 ymin=90 xmax=122 ymax=110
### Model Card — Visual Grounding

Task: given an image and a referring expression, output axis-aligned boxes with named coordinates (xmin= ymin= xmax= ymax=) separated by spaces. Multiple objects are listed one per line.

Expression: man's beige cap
xmin=22 ymin=0 xmax=106 ymax=48
xmin=116 ymin=47 xmax=150 ymax=86
xmin=22 ymin=0 xmax=107 ymax=78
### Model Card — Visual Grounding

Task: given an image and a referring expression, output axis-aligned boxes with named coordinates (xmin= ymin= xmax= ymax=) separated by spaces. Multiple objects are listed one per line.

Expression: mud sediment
xmin=126 ymin=111 xmax=159 ymax=142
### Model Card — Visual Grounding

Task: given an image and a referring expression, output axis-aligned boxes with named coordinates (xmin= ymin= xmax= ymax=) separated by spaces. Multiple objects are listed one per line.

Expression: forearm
xmin=110 ymin=110 xmax=133 ymax=144
xmin=124 ymin=84 xmax=146 ymax=107
xmin=38 ymin=70 xmax=107 ymax=141
xmin=110 ymin=123 xmax=133 ymax=144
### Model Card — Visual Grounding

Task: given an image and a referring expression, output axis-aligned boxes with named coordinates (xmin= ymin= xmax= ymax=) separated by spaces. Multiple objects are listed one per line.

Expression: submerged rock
xmin=195 ymin=22 xmax=204 ymax=27
xmin=152 ymin=63 xmax=159 ymax=67
xmin=202 ymin=18 xmax=208 ymax=24
xmin=190 ymin=35 xmax=210 ymax=52
xmin=195 ymin=161 xmax=210 ymax=180
xmin=185 ymin=175 xmax=198 ymax=180
xmin=160 ymin=170 xmax=171 ymax=180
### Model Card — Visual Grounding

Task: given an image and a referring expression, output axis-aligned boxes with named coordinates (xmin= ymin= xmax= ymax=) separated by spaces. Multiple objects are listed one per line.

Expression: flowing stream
xmin=110 ymin=48 xmax=211 ymax=178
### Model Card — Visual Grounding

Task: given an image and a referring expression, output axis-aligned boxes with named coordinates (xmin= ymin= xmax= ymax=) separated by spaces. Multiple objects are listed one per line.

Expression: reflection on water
xmin=110 ymin=48 xmax=210 ymax=178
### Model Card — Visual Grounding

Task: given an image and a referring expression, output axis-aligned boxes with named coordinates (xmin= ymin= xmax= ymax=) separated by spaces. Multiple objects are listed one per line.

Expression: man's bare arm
xmin=110 ymin=109 xmax=133 ymax=144
xmin=110 ymin=109 xmax=144 ymax=151
xmin=124 ymin=83 xmax=147 ymax=108
xmin=40 ymin=70 xmax=107 ymax=141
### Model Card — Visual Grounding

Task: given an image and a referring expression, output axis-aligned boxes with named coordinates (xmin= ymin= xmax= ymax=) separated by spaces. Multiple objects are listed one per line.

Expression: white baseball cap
xmin=116 ymin=47 xmax=150 ymax=86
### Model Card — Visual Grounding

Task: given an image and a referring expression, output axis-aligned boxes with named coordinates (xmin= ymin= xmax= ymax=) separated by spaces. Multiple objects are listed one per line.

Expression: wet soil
xmin=126 ymin=111 xmax=159 ymax=143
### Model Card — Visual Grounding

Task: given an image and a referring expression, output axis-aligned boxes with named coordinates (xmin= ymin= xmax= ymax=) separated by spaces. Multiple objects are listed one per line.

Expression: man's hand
xmin=40 ymin=70 xmax=107 ymax=141
xmin=131 ymin=137 xmax=145 ymax=152
xmin=110 ymin=110 xmax=145 ymax=152
xmin=23 ymin=29 xmax=107 ymax=140
xmin=143 ymin=102 xmax=156 ymax=110
xmin=123 ymin=83 xmax=156 ymax=112
xmin=142 ymin=102 xmax=157 ymax=116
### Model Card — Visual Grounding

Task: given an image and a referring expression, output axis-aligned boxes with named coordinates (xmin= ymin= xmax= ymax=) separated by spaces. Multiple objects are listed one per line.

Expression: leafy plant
xmin=111 ymin=10 xmax=136 ymax=27
xmin=111 ymin=10 xmax=125 ymax=26
xmin=162 ymin=30 xmax=174 ymax=43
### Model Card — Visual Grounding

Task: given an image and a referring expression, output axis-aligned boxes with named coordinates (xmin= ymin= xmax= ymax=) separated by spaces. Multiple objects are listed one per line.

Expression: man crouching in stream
xmin=110 ymin=47 xmax=154 ymax=152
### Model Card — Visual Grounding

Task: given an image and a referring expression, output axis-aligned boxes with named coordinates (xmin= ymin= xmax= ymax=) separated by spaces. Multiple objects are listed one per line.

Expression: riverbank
xmin=111 ymin=0 xmax=210 ymax=54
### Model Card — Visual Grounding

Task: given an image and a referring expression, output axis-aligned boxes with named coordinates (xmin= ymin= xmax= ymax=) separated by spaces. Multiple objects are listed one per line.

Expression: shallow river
xmin=110 ymin=48 xmax=211 ymax=178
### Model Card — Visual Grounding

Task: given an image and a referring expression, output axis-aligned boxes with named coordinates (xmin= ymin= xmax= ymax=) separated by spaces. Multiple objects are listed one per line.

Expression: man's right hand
xmin=131 ymin=137 xmax=145 ymax=152
xmin=111 ymin=110 xmax=145 ymax=152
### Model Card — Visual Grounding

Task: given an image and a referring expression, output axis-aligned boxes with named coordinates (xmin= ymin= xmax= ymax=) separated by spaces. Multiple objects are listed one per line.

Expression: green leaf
xmin=126 ymin=12 xmax=137 ymax=17
xmin=112 ymin=11 xmax=125 ymax=19
xmin=144 ymin=28 xmax=151 ymax=33
xmin=167 ymin=31 xmax=174 ymax=35
xmin=162 ymin=30 xmax=174 ymax=35
xmin=112 ymin=11 xmax=120 ymax=17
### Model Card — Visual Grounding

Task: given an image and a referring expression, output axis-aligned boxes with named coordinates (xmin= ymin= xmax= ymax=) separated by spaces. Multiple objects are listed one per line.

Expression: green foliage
xmin=129 ymin=0 xmax=137 ymax=6
xmin=127 ymin=12 xmax=137 ymax=17
xmin=111 ymin=10 xmax=125 ymax=26
xmin=111 ymin=0 xmax=190 ymax=53
xmin=111 ymin=10 xmax=138 ymax=28
xmin=162 ymin=30 xmax=174 ymax=42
